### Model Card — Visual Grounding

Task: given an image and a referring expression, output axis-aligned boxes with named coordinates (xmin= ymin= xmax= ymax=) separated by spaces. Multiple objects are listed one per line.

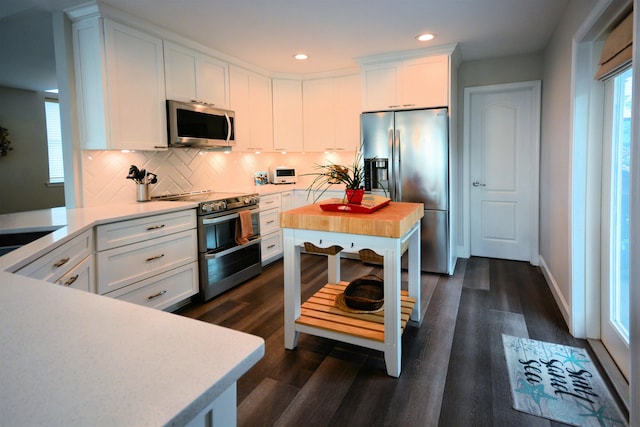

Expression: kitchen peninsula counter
xmin=0 ymin=202 xmax=265 ymax=425
xmin=280 ymin=201 xmax=423 ymax=377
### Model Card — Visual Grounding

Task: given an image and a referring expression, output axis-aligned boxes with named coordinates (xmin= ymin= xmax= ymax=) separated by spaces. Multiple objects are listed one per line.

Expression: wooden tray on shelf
xmin=319 ymin=195 xmax=391 ymax=214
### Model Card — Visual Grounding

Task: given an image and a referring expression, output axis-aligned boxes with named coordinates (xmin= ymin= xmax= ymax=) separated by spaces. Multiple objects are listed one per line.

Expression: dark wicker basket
xmin=344 ymin=274 xmax=384 ymax=311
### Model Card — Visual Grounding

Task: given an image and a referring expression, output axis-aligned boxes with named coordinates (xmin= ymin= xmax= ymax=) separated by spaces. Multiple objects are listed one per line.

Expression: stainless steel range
xmin=154 ymin=190 xmax=261 ymax=301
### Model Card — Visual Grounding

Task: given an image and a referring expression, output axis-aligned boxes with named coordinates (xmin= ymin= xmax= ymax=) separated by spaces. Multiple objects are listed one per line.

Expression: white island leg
xmin=283 ymin=230 xmax=300 ymax=349
xmin=383 ymin=242 xmax=402 ymax=377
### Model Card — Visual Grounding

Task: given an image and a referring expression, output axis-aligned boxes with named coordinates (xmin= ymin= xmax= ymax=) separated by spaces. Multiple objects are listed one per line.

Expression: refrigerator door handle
xmin=394 ymin=129 xmax=402 ymax=200
xmin=388 ymin=128 xmax=396 ymax=200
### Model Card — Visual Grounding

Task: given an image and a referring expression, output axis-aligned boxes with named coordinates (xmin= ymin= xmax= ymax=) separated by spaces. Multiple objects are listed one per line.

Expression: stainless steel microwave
xmin=166 ymin=100 xmax=235 ymax=149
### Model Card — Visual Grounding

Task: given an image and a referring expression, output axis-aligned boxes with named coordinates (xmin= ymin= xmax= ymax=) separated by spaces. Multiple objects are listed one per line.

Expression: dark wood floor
xmin=177 ymin=256 xmax=626 ymax=426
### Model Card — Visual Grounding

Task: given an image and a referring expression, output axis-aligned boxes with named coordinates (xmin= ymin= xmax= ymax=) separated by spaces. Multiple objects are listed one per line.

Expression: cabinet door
xmin=197 ymin=55 xmax=229 ymax=108
xmin=229 ymin=65 xmax=252 ymax=151
xmin=361 ymin=62 xmax=400 ymax=111
xmin=281 ymin=191 xmax=295 ymax=212
xmin=272 ymin=79 xmax=303 ymax=153
xmin=334 ymin=74 xmax=361 ymax=151
xmin=163 ymin=41 xmax=198 ymax=103
xmin=104 ymin=20 xmax=166 ymax=150
xmin=229 ymin=66 xmax=273 ymax=151
xmin=303 ymin=78 xmax=335 ymax=152
xmin=249 ymin=72 xmax=274 ymax=152
xmin=401 ymin=55 xmax=448 ymax=108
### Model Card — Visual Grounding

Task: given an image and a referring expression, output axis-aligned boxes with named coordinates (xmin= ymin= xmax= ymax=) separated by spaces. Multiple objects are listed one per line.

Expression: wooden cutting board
xmin=280 ymin=201 xmax=423 ymax=238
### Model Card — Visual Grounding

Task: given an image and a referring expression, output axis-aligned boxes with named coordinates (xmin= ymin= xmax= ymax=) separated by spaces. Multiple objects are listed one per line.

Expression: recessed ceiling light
xmin=294 ymin=53 xmax=308 ymax=60
xmin=416 ymin=33 xmax=435 ymax=42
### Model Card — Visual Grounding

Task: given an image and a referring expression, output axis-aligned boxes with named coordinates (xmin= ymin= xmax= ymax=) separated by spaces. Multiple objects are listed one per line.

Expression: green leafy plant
xmin=304 ymin=145 xmax=365 ymax=203
xmin=0 ymin=126 xmax=12 ymax=157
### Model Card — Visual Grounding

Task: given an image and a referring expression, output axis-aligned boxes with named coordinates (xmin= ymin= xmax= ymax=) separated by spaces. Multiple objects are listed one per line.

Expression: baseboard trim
xmin=587 ymin=338 xmax=630 ymax=414
xmin=538 ymin=255 xmax=572 ymax=331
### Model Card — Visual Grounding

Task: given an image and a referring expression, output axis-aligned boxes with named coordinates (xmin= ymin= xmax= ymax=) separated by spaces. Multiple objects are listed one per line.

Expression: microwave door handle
xmin=225 ymin=113 xmax=231 ymax=143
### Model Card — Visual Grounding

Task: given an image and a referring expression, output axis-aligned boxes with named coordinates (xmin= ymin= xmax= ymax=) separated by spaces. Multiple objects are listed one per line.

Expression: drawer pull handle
xmin=147 ymin=224 xmax=165 ymax=231
xmin=62 ymin=275 xmax=79 ymax=286
xmin=267 ymin=220 xmax=275 ymax=224
xmin=145 ymin=254 xmax=165 ymax=262
xmin=147 ymin=290 xmax=167 ymax=300
xmin=53 ymin=257 xmax=70 ymax=268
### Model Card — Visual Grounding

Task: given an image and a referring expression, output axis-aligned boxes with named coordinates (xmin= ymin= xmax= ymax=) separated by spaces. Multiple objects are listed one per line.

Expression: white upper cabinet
xmin=272 ymin=79 xmax=303 ymax=153
xmin=334 ymin=74 xmax=361 ymax=152
xmin=73 ymin=18 xmax=167 ymax=150
xmin=303 ymin=74 xmax=360 ymax=152
xmin=163 ymin=41 xmax=229 ymax=108
xmin=361 ymin=54 xmax=449 ymax=111
xmin=229 ymin=65 xmax=274 ymax=152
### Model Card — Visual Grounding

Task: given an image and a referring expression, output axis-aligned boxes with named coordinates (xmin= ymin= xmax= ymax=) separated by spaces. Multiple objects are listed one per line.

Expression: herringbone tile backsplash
xmin=82 ymin=148 xmax=353 ymax=206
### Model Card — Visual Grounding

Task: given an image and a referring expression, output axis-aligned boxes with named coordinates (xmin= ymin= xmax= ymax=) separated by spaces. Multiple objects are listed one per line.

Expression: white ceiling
xmin=0 ymin=0 xmax=569 ymax=91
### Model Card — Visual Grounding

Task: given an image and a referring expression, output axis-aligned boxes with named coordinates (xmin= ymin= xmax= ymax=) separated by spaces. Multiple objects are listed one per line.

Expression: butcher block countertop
xmin=280 ymin=201 xmax=423 ymax=238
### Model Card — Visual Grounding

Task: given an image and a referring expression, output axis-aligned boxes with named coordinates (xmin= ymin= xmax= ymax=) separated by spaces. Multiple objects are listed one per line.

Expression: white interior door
xmin=466 ymin=82 xmax=540 ymax=262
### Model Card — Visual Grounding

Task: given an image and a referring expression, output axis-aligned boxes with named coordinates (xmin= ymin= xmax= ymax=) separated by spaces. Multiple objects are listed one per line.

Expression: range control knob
xmin=201 ymin=203 xmax=212 ymax=213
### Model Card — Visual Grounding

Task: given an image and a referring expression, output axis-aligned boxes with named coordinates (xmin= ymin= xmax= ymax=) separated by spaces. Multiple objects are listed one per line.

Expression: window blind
xmin=595 ymin=11 xmax=633 ymax=81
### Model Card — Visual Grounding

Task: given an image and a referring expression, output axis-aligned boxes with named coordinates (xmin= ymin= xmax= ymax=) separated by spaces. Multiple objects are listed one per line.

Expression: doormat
xmin=502 ymin=334 xmax=627 ymax=426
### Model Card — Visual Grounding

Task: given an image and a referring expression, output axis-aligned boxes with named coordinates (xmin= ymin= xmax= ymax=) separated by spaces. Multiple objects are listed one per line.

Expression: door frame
xmin=461 ymin=81 xmax=541 ymax=264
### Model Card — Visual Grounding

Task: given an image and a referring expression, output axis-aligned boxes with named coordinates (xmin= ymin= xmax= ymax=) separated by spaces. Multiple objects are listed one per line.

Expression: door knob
xmin=472 ymin=181 xmax=486 ymax=187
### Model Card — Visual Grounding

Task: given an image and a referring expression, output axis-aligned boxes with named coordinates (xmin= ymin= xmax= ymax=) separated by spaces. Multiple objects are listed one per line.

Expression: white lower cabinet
xmin=55 ymin=255 xmax=95 ymax=292
xmin=14 ymin=228 xmax=95 ymax=293
xmin=259 ymin=193 xmax=282 ymax=264
xmin=106 ymin=262 xmax=198 ymax=310
xmin=96 ymin=209 xmax=198 ymax=311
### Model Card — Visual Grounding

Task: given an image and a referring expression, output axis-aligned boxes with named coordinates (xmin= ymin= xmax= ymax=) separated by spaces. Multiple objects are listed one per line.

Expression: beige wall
xmin=540 ymin=0 xmax=599 ymax=324
xmin=0 ymin=86 xmax=65 ymax=214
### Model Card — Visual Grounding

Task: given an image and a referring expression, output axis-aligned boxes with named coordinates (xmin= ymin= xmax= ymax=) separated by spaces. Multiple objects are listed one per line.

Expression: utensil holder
xmin=137 ymin=183 xmax=150 ymax=202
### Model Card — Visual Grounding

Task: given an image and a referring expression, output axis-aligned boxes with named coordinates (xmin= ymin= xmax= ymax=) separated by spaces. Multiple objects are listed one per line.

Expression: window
xmin=45 ymin=98 xmax=64 ymax=184
xmin=608 ymin=67 xmax=632 ymax=342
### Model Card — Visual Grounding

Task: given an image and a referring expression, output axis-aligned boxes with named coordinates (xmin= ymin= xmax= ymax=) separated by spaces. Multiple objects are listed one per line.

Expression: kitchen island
xmin=280 ymin=200 xmax=423 ymax=377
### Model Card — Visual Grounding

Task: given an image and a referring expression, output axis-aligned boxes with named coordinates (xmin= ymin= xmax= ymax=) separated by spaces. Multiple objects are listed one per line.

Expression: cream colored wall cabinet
xmin=72 ymin=17 xmax=167 ymax=150
xmin=14 ymin=229 xmax=95 ymax=293
xmin=96 ymin=209 xmax=198 ymax=311
xmin=361 ymin=54 xmax=449 ymax=111
xmin=259 ymin=193 xmax=282 ymax=263
xmin=272 ymin=79 xmax=303 ymax=152
xmin=229 ymin=65 xmax=274 ymax=152
xmin=303 ymin=74 xmax=360 ymax=152
xmin=163 ymin=41 xmax=229 ymax=108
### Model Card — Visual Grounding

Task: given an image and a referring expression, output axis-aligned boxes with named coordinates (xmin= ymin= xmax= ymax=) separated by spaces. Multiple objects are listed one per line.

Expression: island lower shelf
xmin=295 ymin=281 xmax=416 ymax=342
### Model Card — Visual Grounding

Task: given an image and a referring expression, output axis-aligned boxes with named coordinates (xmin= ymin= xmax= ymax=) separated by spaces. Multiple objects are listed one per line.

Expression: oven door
xmin=198 ymin=208 xmax=262 ymax=300
xmin=199 ymin=208 xmax=260 ymax=253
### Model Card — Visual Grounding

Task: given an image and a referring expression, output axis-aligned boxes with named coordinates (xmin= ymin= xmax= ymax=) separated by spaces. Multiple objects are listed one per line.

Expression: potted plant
xmin=304 ymin=145 xmax=366 ymax=204
xmin=0 ymin=126 xmax=12 ymax=157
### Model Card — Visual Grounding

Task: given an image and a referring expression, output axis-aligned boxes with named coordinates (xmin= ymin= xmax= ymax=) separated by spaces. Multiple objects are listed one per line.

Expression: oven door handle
xmin=203 ymin=237 xmax=262 ymax=259
xmin=201 ymin=210 xmax=258 ymax=225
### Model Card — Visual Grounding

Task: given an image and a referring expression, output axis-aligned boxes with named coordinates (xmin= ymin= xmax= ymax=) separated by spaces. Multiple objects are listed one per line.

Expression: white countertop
xmin=0 ymin=201 xmax=198 ymax=272
xmin=0 ymin=201 xmax=265 ymax=426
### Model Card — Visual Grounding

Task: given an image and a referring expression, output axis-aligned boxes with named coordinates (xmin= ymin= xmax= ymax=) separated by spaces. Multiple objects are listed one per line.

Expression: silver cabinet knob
xmin=472 ymin=181 xmax=486 ymax=187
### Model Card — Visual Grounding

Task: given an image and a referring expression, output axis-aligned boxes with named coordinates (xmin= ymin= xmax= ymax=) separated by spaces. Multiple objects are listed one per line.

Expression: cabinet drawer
xmin=259 ymin=209 xmax=280 ymax=235
xmin=108 ymin=262 xmax=198 ymax=311
xmin=259 ymin=193 xmax=281 ymax=210
xmin=96 ymin=229 xmax=197 ymax=295
xmin=261 ymin=230 xmax=282 ymax=262
xmin=96 ymin=209 xmax=196 ymax=251
xmin=55 ymin=255 xmax=95 ymax=293
xmin=15 ymin=229 xmax=93 ymax=283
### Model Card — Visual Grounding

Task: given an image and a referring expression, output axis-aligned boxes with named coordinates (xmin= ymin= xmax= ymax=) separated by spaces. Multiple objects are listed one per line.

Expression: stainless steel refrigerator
xmin=361 ymin=108 xmax=451 ymax=274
